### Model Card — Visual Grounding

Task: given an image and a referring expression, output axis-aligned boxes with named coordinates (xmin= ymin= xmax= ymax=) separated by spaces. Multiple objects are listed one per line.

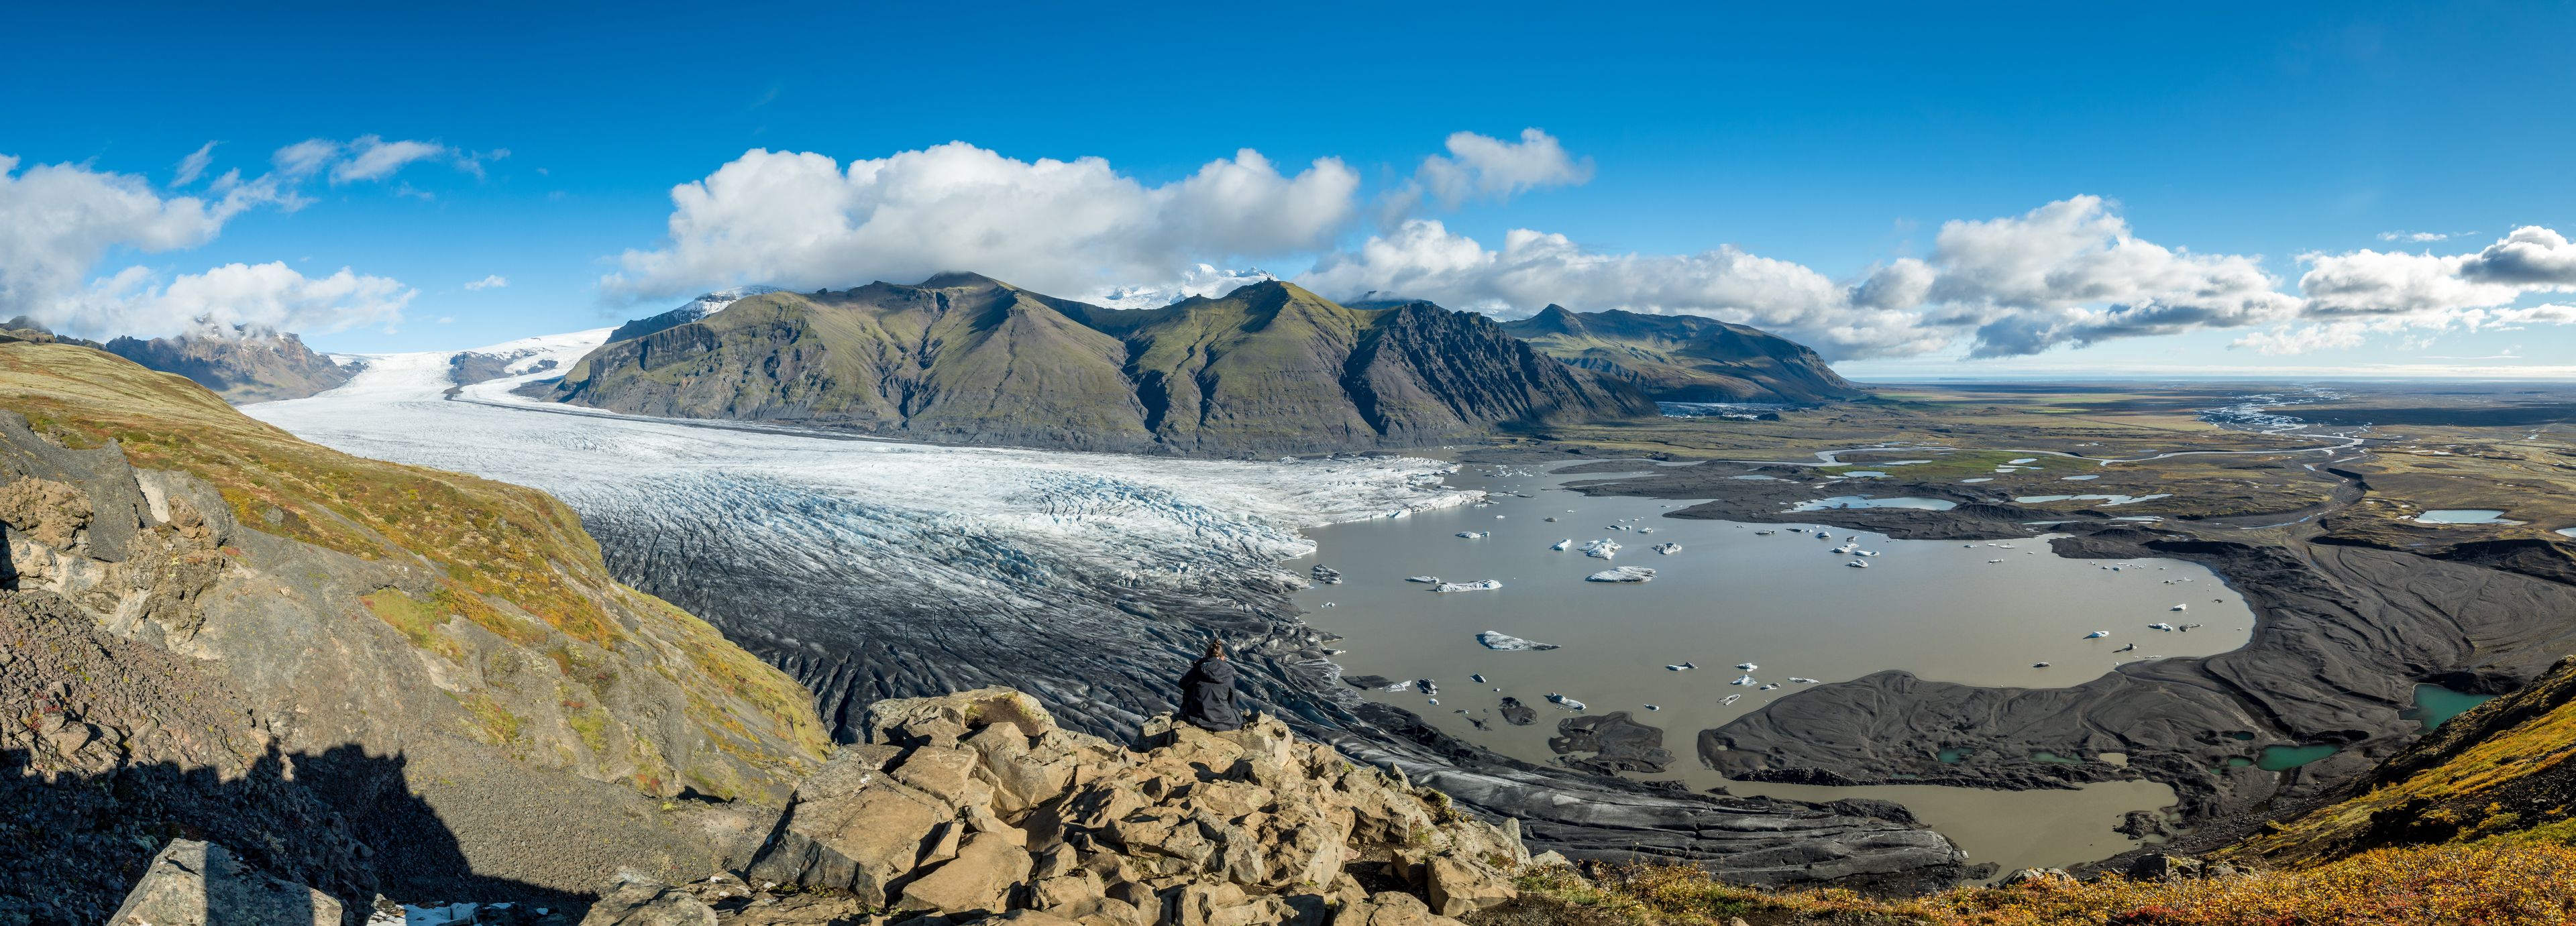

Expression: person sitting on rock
xmin=1176 ymin=640 xmax=1243 ymax=732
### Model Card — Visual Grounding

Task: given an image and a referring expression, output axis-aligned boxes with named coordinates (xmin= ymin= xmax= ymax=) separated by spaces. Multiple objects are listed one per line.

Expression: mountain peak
xmin=918 ymin=270 xmax=1010 ymax=290
xmin=1497 ymin=309 xmax=1862 ymax=404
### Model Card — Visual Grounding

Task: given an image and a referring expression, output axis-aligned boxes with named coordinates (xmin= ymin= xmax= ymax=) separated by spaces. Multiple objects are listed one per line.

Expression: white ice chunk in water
xmin=1477 ymin=630 xmax=1557 ymax=650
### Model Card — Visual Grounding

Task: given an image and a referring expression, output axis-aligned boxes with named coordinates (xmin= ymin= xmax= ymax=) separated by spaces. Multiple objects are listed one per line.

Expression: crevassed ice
xmin=248 ymin=329 xmax=1480 ymax=611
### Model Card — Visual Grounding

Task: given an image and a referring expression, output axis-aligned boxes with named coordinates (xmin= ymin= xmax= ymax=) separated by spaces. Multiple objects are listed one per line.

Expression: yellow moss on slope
xmin=1522 ymin=843 xmax=2576 ymax=925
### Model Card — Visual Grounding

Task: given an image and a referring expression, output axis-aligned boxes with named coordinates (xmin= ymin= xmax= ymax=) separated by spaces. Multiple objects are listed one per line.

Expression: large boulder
xmin=1330 ymin=892 xmax=1467 ymax=926
xmin=743 ymin=746 xmax=955 ymax=905
xmin=109 ymin=840 xmax=341 ymax=926
xmin=896 ymin=832 xmax=1034 ymax=914
xmin=1425 ymin=856 xmax=1513 ymax=917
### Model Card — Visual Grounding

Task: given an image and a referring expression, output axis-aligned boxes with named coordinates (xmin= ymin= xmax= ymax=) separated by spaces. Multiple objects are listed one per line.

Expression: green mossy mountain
xmin=549 ymin=274 xmax=1656 ymax=455
xmin=1495 ymin=304 xmax=1864 ymax=404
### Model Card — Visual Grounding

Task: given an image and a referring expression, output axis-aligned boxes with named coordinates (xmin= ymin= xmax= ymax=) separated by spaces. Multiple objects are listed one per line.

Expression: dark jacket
xmin=1177 ymin=656 xmax=1243 ymax=732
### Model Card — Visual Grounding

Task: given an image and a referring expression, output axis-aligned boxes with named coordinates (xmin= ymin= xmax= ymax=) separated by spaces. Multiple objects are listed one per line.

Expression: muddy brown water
xmin=1295 ymin=462 xmax=2261 ymax=873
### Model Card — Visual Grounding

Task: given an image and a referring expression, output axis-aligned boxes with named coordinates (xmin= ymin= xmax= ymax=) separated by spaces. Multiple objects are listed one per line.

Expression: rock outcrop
xmin=709 ymin=688 xmax=1525 ymax=926
xmin=547 ymin=276 xmax=1652 ymax=456
xmin=107 ymin=840 xmax=342 ymax=926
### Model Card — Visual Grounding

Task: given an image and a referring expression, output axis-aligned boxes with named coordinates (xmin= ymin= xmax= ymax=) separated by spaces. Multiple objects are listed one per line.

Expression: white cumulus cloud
xmin=1 ymin=144 xmax=443 ymax=338
xmin=2237 ymin=227 xmax=2576 ymax=353
xmin=1921 ymin=196 xmax=2303 ymax=356
xmin=65 ymin=262 xmax=413 ymax=338
xmin=1413 ymin=129 xmax=1594 ymax=209
xmin=466 ymin=274 xmax=509 ymax=290
xmin=601 ymin=142 xmax=1362 ymax=302
xmin=0 ymin=154 xmax=294 ymax=329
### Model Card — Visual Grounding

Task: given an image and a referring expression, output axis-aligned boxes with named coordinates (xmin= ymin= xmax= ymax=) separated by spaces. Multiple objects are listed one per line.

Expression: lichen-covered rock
xmin=742 ymin=748 xmax=955 ymax=905
xmin=108 ymin=840 xmax=341 ymax=926
xmin=735 ymin=688 xmax=1523 ymax=926
xmin=1425 ymin=855 xmax=1513 ymax=917
xmin=895 ymin=833 xmax=1033 ymax=914
xmin=579 ymin=880 xmax=718 ymax=926
xmin=1329 ymin=892 xmax=1466 ymax=926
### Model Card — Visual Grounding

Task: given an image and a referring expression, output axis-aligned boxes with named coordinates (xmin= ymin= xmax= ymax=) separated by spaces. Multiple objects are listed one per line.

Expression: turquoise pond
xmin=2255 ymin=744 xmax=2339 ymax=770
xmin=2413 ymin=509 xmax=2520 ymax=524
xmin=2404 ymin=684 xmax=2496 ymax=731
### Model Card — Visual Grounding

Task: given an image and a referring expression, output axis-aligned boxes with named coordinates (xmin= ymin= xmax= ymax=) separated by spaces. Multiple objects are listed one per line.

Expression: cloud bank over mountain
xmin=0 ymin=135 xmax=464 ymax=338
xmin=597 ymin=143 xmax=1361 ymax=304
xmin=598 ymin=133 xmax=2576 ymax=361
xmin=10 ymin=128 xmax=2571 ymax=359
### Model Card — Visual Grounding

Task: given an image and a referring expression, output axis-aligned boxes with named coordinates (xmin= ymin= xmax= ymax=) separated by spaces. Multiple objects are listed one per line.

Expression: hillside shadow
xmin=0 ymin=742 xmax=576 ymax=925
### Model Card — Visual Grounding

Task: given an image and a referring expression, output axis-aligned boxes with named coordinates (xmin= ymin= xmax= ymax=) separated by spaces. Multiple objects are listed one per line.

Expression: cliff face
xmin=1497 ymin=306 xmax=1863 ymax=404
xmin=0 ymin=342 xmax=830 ymax=919
xmin=102 ymin=327 xmax=362 ymax=404
xmin=549 ymin=276 xmax=1652 ymax=455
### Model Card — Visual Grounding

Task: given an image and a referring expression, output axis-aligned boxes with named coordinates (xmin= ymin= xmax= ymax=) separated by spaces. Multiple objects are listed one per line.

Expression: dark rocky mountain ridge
xmin=1497 ymin=305 xmax=1864 ymax=404
xmin=101 ymin=326 xmax=362 ymax=404
xmin=547 ymin=275 xmax=1656 ymax=455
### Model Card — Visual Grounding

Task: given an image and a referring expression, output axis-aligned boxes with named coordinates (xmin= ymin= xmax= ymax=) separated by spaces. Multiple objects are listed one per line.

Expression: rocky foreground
xmin=112 ymin=688 xmax=1538 ymax=926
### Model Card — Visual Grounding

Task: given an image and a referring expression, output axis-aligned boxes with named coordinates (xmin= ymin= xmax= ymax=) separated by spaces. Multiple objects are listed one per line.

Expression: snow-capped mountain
xmin=1086 ymin=265 xmax=1275 ymax=310
xmin=603 ymin=285 xmax=788 ymax=342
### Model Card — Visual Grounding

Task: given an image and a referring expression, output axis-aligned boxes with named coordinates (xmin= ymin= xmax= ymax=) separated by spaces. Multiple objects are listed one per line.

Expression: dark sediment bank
xmin=1550 ymin=711 xmax=1678 ymax=775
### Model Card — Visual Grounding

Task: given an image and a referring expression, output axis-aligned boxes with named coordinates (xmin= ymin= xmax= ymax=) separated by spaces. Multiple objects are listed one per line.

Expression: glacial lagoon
xmin=1295 ymin=461 xmax=2263 ymax=872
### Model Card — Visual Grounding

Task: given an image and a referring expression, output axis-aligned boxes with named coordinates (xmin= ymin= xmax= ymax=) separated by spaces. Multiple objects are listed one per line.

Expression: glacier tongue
xmin=246 ymin=331 xmax=1474 ymax=738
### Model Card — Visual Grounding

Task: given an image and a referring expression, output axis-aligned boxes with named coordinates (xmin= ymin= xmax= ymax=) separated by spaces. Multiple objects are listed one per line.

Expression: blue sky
xmin=7 ymin=1 xmax=2574 ymax=376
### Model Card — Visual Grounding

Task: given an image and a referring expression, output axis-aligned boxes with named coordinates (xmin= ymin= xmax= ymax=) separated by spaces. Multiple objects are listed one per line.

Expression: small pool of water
xmin=2414 ymin=509 xmax=2518 ymax=524
xmin=2557 ymin=527 xmax=2576 ymax=538
xmin=2256 ymin=744 xmax=2339 ymax=770
xmin=1839 ymin=471 xmax=1890 ymax=477
xmin=2061 ymin=475 xmax=2101 ymax=481
xmin=1791 ymin=496 xmax=1960 ymax=512
xmin=2403 ymin=684 xmax=2496 ymax=731
xmin=1728 ymin=474 xmax=1780 ymax=481
xmin=2030 ymin=752 xmax=2084 ymax=764
xmin=1960 ymin=477 xmax=1992 ymax=483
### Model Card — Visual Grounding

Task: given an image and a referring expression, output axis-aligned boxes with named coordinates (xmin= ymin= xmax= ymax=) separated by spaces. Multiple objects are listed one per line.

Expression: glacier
xmin=250 ymin=327 xmax=1475 ymax=737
